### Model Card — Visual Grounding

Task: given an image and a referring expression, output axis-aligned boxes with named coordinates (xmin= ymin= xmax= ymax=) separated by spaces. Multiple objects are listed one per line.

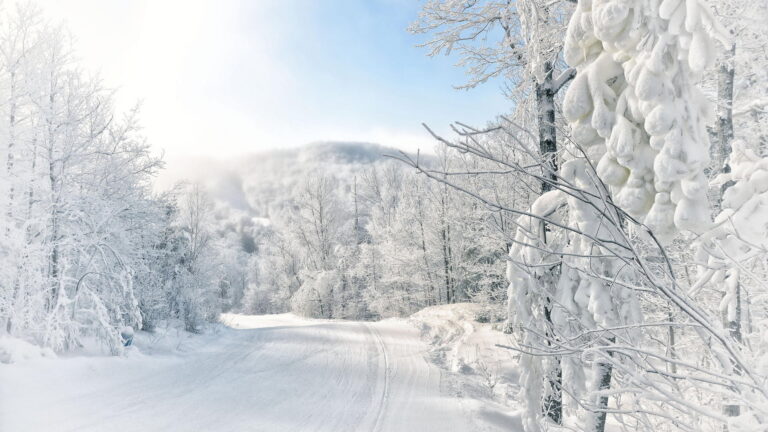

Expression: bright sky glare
xmin=31 ymin=0 xmax=511 ymax=158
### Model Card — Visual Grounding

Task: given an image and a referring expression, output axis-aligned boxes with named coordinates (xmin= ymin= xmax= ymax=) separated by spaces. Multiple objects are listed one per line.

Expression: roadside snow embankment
xmin=409 ymin=303 xmax=523 ymax=429
xmin=0 ymin=337 xmax=56 ymax=364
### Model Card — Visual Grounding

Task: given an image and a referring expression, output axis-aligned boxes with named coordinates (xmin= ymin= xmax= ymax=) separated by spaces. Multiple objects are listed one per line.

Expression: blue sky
xmin=34 ymin=0 xmax=511 ymax=158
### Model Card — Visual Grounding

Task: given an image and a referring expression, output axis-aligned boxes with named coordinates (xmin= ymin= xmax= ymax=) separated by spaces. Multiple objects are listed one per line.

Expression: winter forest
xmin=1 ymin=0 xmax=768 ymax=431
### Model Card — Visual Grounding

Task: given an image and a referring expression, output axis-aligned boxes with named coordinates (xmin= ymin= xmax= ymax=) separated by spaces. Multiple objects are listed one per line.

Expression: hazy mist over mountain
xmin=157 ymin=141 xmax=432 ymax=219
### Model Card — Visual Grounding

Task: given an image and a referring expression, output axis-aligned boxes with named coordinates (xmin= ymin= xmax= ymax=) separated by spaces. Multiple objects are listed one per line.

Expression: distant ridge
xmin=158 ymin=141 xmax=433 ymax=221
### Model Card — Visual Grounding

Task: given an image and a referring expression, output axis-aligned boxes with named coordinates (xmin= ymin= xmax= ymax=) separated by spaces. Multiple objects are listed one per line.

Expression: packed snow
xmin=1 ymin=307 xmax=521 ymax=432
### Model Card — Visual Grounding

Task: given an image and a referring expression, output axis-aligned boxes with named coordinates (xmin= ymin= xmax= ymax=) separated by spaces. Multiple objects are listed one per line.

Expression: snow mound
xmin=411 ymin=303 xmax=488 ymax=372
xmin=0 ymin=337 xmax=56 ymax=364
xmin=410 ymin=303 xmax=520 ymax=403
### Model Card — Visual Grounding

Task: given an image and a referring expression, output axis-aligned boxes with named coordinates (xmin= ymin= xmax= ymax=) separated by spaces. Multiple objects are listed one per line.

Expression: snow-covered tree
xmin=563 ymin=0 xmax=729 ymax=240
xmin=0 ymin=5 xmax=227 ymax=352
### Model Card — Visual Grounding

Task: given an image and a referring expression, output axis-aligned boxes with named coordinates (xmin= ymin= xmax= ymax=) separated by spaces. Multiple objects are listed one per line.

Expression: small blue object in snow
xmin=121 ymin=326 xmax=135 ymax=347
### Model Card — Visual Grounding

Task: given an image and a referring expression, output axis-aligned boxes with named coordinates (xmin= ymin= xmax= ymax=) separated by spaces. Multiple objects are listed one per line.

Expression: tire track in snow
xmin=367 ymin=323 xmax=390 ymax=432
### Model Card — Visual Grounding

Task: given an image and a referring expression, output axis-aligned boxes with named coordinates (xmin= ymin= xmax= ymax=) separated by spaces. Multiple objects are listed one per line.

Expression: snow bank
xmin=412 ymin=304 xmax=504 ymax=371
xmin=127 ymin=319 xmax=230 ymax=357
xmin=410 ymin=304 xmax=522 ymax=411
xmin=0 ymin=318 xmax=228 ymax=365
xmin=0 ymin=337 xmax=56 ymax=364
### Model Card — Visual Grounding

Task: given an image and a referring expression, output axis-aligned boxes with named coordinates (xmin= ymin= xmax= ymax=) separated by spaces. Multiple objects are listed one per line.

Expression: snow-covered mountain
xmin=158 ymin=141 xmax=426 ymax=220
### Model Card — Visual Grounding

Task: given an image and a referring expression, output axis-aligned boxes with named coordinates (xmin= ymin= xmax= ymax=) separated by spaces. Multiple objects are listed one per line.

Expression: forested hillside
xmin=169 ymin=141 xmax=516 ymax=319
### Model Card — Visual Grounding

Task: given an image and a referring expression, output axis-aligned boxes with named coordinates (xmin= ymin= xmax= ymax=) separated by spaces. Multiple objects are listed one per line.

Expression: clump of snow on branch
xmin=694 ymin=139 xmax=768 ymax=322
xmin=563 ymin=0 xmax=728 ymax=242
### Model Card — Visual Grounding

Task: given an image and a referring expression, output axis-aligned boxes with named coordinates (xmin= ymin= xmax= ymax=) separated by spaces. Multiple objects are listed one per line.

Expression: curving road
xmin=0 ymin=314 xmax=480 ymax=432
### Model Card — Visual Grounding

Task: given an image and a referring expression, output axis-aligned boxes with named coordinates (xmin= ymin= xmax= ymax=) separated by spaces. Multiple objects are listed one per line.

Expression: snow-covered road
xmin=1 ymin=314 xmax=506 ymax=432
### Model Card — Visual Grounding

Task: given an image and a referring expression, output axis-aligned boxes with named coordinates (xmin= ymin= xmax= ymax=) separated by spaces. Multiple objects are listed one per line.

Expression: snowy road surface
xmin=1 ymin=314 xmax=513 ymax=431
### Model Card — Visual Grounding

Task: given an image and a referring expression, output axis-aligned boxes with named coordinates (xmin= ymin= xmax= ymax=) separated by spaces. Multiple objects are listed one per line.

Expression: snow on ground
xmin=409 ymin=303 xmax=523 ymax=430
xmin=0 ymin=336 xmax=57 ymax=364
xmin=0 ymin=308 xmax=522 ymax=432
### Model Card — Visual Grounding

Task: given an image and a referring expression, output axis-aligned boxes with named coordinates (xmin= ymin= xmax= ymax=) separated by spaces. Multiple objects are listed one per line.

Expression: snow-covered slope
xmin=0 ymin=312 xmax=519 ymax=432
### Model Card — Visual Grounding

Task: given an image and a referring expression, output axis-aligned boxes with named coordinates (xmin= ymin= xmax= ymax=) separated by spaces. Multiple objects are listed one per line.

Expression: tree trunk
xmin=5 ymin=73 xmax=19 ymax=331
xmin=537 ymin=63 xmax=559 ymax=191
xmin=353 ymin=176 xmax=362 ymax=245
xmin=587 ymin=355 xmax=614 ymax=432
xmin=716 ymin=43 xmax=736 ymax=176
xmin=440 ymin=181 xmax=453 ymax=304
xmin=6 ymin=72 xmax=17 ymax=235
xmin=716 ymin=42 xmax=741 ymax=427
xmin=441 ymin=224 xmax=451 ymax=304
xmin=418 ymin=216 xmax=436 ymax=305
xmin=542 ymin=293 xmax=563 ymax=425
xmin=723 ymin=270 xmax=742 ymax=423
xmin=446 ymin=222 xmax=456 ymax=301
xmin=536 ymin=61 xmax=563 ymax=425
xmin=667 ymin=309 xmax=678 ymax=375
xmin=47 ymin=144 xmax=61 ymax=312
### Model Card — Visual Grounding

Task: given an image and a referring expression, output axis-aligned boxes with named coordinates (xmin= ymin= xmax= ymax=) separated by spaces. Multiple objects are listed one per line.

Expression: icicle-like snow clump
xmin=694 ymin=139 xmax=768 ymax=302
xmin=562 ymin=0 xmax=727 ymax=242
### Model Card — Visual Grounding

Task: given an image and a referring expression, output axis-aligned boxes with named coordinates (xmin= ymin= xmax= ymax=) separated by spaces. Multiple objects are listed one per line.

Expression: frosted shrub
xmin=291 ymin=270 xmax=341 ymax=319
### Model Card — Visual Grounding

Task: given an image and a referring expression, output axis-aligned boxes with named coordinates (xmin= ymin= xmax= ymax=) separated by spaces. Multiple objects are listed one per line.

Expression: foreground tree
xmin=0 ymin=5 xmax=226 ymax=353
xmin=401 ymin=0 xmax=768 ymax=430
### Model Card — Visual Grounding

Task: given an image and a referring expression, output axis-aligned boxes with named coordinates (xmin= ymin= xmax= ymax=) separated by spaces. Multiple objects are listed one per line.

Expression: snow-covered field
xmin=0 ymin=306 xmax=521 ymax=432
